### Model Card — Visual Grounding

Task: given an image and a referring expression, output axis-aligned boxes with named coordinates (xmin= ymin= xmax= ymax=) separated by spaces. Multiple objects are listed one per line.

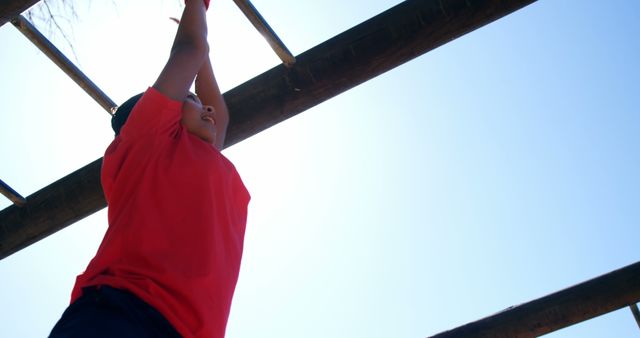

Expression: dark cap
xmin=111 ymin=92 xmax=144 ymax=136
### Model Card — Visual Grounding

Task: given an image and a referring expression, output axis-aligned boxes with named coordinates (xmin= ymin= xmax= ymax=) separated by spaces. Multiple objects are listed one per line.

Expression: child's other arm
xmin=195 ymin=56 xmax=229 ymax=150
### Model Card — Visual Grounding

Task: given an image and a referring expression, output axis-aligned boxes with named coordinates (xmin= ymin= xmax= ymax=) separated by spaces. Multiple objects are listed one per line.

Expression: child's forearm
xmin=172 ymin=1 xmax=208 ymax=54
xmin=196 ymin=56 xmax=229 ymax=149
xmin=154 ymin=1 xmax=209 ymax=101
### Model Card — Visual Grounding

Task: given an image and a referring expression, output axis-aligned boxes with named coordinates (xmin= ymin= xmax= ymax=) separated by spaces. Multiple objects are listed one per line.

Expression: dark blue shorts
xmin=49 ymin=286 xmax=181 ymax=338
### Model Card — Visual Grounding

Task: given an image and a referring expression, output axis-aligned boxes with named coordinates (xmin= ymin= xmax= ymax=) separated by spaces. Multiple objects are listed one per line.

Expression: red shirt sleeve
xmin=119 ymin=87 xmax=183 ymax=139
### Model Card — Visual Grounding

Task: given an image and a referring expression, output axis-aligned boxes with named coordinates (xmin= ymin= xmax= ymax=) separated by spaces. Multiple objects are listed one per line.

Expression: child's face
xmin=180 ymin=93 xmax=217 ymax=146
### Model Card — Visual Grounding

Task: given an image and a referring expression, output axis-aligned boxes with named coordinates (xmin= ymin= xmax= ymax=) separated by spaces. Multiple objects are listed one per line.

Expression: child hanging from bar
xmin=49 ymin=1 xmax=250 ymax=337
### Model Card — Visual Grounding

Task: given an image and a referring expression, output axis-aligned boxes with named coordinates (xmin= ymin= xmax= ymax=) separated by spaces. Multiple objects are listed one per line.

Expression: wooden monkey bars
xmin=1 ymin=0 xmax=639 ymax=336
xmin=0 ymin=0 xmax=541 ymax=258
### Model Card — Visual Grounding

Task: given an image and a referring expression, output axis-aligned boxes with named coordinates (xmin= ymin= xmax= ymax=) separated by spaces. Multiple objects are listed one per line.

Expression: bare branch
xmin=41 ymin=0 xmax=78 ymax=62
xmin=25 ymin=0 xmax=80 ymax=63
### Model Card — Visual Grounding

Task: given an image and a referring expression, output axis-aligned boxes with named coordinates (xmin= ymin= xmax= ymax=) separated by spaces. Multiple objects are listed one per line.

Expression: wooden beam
xmin=0 ymin=0 xmax=537 ymax=260
xmin=631 ymin=303 xmax=640 ymax=330
xmin=0 ymin=178 xmax=26 ymax=206
xmin=224 ymin=0 xmax=537 ymax=146
xmin=0 ymin=159 xmax=104 ymax=258
xmin=429 ymin=261 xmax=640 ymax=338
xmin=0 ymin=0 xmax=40 ymax=27
xmin=11 ymin=15 xmax=117 ymax=114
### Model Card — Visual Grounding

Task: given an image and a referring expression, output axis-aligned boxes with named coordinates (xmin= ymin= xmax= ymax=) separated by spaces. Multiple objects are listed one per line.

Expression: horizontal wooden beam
xmin=224 ymin=0 xmax=537 ymax=146
xmin=429 ymin=261 xmax=640 ymax=338
xmin=0 ymin=159 xmax=104 ymax=258
xmin=0 ymin=0 xmax=40 ymax=27
xmin=0 ymin=0 xmax=537 ymax=260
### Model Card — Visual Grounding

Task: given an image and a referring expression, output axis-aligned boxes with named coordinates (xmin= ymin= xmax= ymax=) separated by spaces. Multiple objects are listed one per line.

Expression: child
xmin=49 ymin=1 xmax=250 ymax=337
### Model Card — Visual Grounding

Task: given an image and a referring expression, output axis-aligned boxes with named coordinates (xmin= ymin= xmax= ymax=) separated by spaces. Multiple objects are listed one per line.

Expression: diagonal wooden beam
xmin=0 ymin=178 xmax=27 ymax=206
xmin=233 ymin=0 xmax=296 ymax=66
xmin=631 ymin=303 xmax=640 ymax=329
xmin=0 ymin=0 xmax=40 ymax=27
xmin=0 ymin=0 xmax=537 ymax=260
xmin=429 ymin=261 xmax=640 ymax=338
xmin=11 ymin=15 xmax=117 ymax=114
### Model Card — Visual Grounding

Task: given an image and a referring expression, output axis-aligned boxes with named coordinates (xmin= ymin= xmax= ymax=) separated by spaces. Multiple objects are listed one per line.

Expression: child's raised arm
xmin=153 ymin=1 xmax=209 ymax=101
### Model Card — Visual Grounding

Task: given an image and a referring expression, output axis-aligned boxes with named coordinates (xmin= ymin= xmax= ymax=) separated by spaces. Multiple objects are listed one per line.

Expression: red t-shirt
xmin=71 ymin=87 xmax=251 ymax=338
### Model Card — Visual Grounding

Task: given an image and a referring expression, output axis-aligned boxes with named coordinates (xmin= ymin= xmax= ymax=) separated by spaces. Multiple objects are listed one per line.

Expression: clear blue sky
xmin=1 ymin=0 xmax=639 ymax=337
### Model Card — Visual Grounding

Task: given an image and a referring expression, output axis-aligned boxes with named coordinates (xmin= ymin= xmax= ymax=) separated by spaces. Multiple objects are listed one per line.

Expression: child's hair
xmin=111 ymin=93 xmax=144 ymax=135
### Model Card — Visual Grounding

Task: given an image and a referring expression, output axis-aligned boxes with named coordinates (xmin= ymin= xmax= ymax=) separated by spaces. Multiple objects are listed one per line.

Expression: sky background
xmin=1 ymin=0 xmax=639 ymax=337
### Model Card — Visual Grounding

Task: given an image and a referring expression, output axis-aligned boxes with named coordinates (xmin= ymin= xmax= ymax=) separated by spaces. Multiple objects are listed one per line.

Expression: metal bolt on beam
xmin=11 ymin=15 xmax=117 ymax=115
xmin=233 ymin=0 xmax=296 ymax=66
